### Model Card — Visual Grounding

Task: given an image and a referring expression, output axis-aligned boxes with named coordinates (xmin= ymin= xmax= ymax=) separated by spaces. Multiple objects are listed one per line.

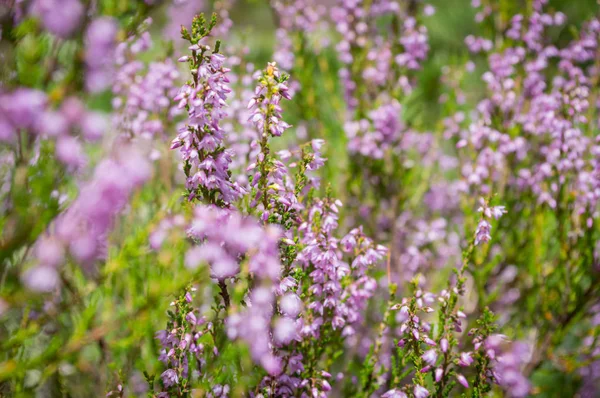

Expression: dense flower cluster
xmin=85 ymin=18 xmax=119 ymax=93
xmin=247 ymin=62 xmax=296 ymax=223
xmin=297 ymin=200 xmax=386 ymax=337
xmin=333 ymin=0 xmax=430 ymax=111
xmin=0 ymin=90 xmax=107 ymax=168
xmin=170 ymin=20 xmax=244 ymax=206
xmin=113 ymin=27 xmax=182 ymax=141
xmin=453 ymin=3 xmax=600 ymax=221
xmin=27 ymin=145 xmax=151 ymax=291
xmin=270 ymin=0 xmax=327 ymax=71
xmin=30 ymin=0 xmax=84 ymax=38
xmin=186 ymin=205 xmax=281 ymax=281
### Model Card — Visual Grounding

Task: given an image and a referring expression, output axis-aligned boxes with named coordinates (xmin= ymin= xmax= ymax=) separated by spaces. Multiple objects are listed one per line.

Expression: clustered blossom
xmin=171 ymin=37 xmax=244 ymax=206
xmin=333 ymin=0 xmax=429 ymax=110
xmin=211 ymin=0 xmax=235 ymax=38
xmin=394 ymin=17 xmax=429 ymax=71
xmin=475 ymin=198 xmax=507 ymax=245
xmin=388 ymin=289 xmax=467 ymax=396
xmin=247 ymin=62 xmax=292 ymax=138
xmin=227 ymin=286 xmax=283 ymax=376
xmin=186 ymin=205 xmax=282 ymax=281
xmin=247 ymin=62 xmax=296 ymax=222
xmin=271 ymin=0 xmax=326 ymax=36
xmin=85 ymin=18 xmax=119 ymax=93
xmin=0 ymin=90 xmax=107 ymax=168
xmin=331 ymin=0 xmax=369 ymax=109
xmin=393 ymin=211 xmax=461 ymax=280
xmin=339 ymin=5 xmax=430 ymax=161
xmin=343 ymin=92 xmax=459 ymax=283
xmin=333 ymin=0 xmax=444 ymax=299
xmin=171 ymin=59 xmax=389 ymax=396
xmin=296 ymin=200 xmax=387 ymax=338
xmin=179 ymin=203 xmax=286 ymax=377
xmin=483 ymin=335 xmax=531 ymax=397
xmin=270 ymin=0 xmax=328 ymax=70
xmin=464 ymin=35 xmax=492 ymax=54
xmin=253 ymin=197 xmax=386 ymax=397
xmin=346 ymin=100 xmax=414 ymax=159
xmin=113 ymin=27 xmax=182 ymax=141
xmin=171 ymin=32 xmax=244 ymax=205
xmin=30 ymin=0 xmax=84 ymax=38
xmin=27 ymin=146 xmax=151 ymax=291
xmin=452 ymin=4 xmax=600 ymax=221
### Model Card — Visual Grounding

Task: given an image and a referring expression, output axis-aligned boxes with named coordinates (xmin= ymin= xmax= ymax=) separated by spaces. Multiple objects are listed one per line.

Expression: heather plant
xmin=1 ymin=0 xmax=600 ymax=397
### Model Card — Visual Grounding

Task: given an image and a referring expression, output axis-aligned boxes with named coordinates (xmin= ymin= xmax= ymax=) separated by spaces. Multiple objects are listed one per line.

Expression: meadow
xmin=0 ymin=0 xmax=599 ymax=396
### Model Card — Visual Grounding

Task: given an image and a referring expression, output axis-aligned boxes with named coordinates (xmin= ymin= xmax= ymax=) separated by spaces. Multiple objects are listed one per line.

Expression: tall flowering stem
xmin=171 ymin=13 xmax=244 ymax=207
xmin=247 ymin=62 xmax=293 ymax=223
xmin=154 ymin=287 xmax=211 ymax=396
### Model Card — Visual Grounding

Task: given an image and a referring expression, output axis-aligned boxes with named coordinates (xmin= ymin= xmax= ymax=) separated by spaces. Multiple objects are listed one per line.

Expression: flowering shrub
xmin=0 ymin=0 xmax=599 ymax=397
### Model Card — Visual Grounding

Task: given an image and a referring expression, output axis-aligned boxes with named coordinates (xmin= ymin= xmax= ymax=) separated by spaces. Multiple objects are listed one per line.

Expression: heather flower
xmin=414 ymin=385 xmax=429 ymax=398
xmin=247 ymin=62 xmax=297 ymax=223
xmin=28 ymin=145 xmax=151 ymax=285
xmin=454 ymin=10 xmax=600 ymax=224
xmin=458 ymin=351 xmax=474 ymax=367
xmin=227 ymin=286 xmax=282 ymax=375
xmin=273 ymin=317 xmax=297 ymax=345
xmin=296 ymin=200 xmax=386 ymax=338
xmin=474 ymin=198 xmax=507 ymax=245
xmin=477 ymin=198 xmax=507 ymax=220
xmin=474 ymin=219 xmax=492 ymax=246
xmin=22 ymin=265 xmax=60 ymax=292
xmin=160 ymin=369 xmax=179 ymax=388
xmin=435 ymin=368 xmax=443 ymax=382
xmin=35 ymin=236 xmax=65 ymax=268
xmin=186 ymin=205 xmax=282 ymax=281
xmin=171 ymin=21 xmax=244 ymax=206
xmin=113 ymin=28 xmax=181 ymax=141
xmin=31 ymin=0 xmax=84 ymax=38
xmin=280 ymin=292 xmax=302 ymax=317
xmin=270 ymin=0 xmax=327 ymax=70
xmin=440 ymin=338 xmax=449 ymax=353
xmin=0 ymin=89 xmax=47 ymax=140
xmin=456 ymin=374 xmax=469 ymax=388
xmin=477 ymin=335 xmax=532 ymax=397
xmin=422 ymin=349 xmax=437 ymax=366
xmin=85 ymin=18 xmax=118 ymax=93
xmin=81 ymin=112 xmax=108 ymax=142
xmin=155 ymin=287 xmax=215 ymax=394
xmin=2 ymin=4 xmax=598 ymax=398
xmin=247 ymin=62 xmax=292 ymax=137
xmin=382 ymin=389 xmax=408 ymax=398
xmin=0 ymin=88 xmax=111 ymax=171
xmin=395 ymin=18 xmax=429 ymax=70
xmin=55 ymin=136 xmax=86 ymax=169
